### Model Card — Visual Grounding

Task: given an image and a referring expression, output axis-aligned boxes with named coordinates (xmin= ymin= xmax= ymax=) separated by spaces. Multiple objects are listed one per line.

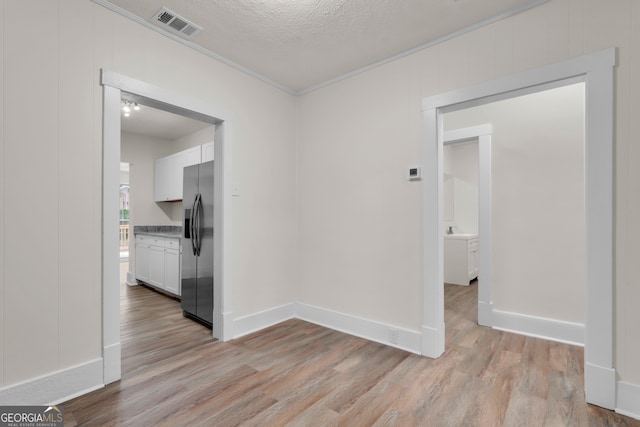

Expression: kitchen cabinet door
xmin=148 ymin=245 xmax=165 ymax=288
xmin=135 ymin=241 xmax=149 ymax=282
xmin=184 ymin=146 xmax=201 ymax=167
xmin=164 ymin=248 xmax=180 ymax=295
xmin=155 ymin=147 xmax=202 ymax=202
xmin=155 ymin=156 xmax=177 ymax=202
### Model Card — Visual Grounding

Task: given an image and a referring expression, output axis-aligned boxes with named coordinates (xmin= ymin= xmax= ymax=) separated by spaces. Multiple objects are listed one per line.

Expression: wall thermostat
xmin=407 ymin=166 xmax=422 ymax=181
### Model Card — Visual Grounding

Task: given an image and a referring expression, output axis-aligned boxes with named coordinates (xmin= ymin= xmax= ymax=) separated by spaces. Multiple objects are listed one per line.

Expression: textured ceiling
xmin=98 ymin=0 xmax=546 ymax=93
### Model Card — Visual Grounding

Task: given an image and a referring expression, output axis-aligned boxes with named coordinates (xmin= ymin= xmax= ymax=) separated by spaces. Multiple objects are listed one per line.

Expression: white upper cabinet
xmin=201 ymin=141 xmax=215 ymax=162
xmin=184 ymin=146 xmax=201 ymax=167
xmin=155 ymin=146 xmax=202 ymax=202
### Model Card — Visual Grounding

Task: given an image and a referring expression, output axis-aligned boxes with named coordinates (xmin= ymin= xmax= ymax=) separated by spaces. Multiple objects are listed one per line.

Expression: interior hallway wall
xmin=297 ymin=0 xmax=640 ymax=385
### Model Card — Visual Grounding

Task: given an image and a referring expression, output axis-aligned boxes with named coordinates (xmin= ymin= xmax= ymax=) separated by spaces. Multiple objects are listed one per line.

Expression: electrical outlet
xmin=389 ymin=328 xmax=399 ymax=345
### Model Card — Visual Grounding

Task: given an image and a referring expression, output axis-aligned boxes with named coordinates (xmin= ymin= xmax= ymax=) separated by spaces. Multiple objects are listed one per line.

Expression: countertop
xmin=133 ymin=225 xmax=182 ymax=239
xmin=444 ymin=233 xmax=478 ymax=240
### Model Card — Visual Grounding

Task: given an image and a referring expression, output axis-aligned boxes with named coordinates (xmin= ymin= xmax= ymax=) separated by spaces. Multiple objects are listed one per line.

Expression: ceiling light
xmin=121 ymin=100 xmax=140 ymax=117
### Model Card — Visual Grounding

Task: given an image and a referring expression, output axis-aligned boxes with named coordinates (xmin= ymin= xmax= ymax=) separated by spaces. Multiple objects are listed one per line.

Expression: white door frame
xmin=421 ymin=48 xmax=616 ymax=409
xmin=443 ymin=125 xmax=493 ymax=327
xmin=100 ymin=70 xmax=234 ymax=384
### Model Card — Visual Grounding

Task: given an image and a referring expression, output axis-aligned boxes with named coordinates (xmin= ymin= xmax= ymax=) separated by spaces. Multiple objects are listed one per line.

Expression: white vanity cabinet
xmin=135 ymin=234 xmax=181 ymax=296
xmin=444 ymin=234 xmax=479 ymax=286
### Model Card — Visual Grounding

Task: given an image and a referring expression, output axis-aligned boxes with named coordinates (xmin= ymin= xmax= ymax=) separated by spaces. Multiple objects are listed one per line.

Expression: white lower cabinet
xmin=135 ymin=236 xmax=150 ymax=282
xmin=135 ymin=234 xmax=181 ymax=296
xmin=164 ymin=248 xmax=180 ymax=295
xmin=444 ymin=235 xmax=479 ymax=286
xmin=148 ymin=244 xmax=165 ymax=288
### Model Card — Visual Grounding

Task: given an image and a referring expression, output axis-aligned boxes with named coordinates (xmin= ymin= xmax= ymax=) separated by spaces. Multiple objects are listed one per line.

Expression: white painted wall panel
xmin=0 ymin=0 xmax=5 ymax=387
xmin=511 ymin=4 xmax=549 ymax=72
xmin=620 ymin=0 xmax=640 ymax=384
xmin=58 ymin=0 xmax=102 ymax=370
xmin=3 ymin=1 xmax=60 ymax=385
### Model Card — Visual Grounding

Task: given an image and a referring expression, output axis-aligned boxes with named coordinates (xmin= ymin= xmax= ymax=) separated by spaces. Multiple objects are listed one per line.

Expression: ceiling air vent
xmin=151 ymin=7 xmax=202 ymax=38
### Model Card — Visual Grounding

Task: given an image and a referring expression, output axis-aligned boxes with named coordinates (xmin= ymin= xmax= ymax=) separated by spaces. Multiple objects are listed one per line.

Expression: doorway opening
xmin=441 ymin=83 xmax=586 ymax=352
xmin=421 ymin=48 xmax=615 ymax=408
xmin=101 ymin=70 xmax=233 ymax=385
xmin=119 ymin=162 xmax=130 ymax=261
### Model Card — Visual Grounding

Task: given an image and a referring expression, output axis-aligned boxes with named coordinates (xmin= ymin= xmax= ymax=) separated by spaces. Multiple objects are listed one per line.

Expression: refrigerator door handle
xmin=190 ymin=195 xmax=198 ymax=256
xmin=195 ymin=193 xmax=203 ymax=256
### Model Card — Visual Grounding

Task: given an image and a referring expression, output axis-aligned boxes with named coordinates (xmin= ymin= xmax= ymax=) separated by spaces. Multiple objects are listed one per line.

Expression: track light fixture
xmin=121 ymin=100 xmax=140 ymax=118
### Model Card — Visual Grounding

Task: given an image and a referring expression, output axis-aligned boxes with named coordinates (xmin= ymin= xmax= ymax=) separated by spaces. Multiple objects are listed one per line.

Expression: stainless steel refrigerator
xmin=181 ymin=161 xmax=214 ymax=327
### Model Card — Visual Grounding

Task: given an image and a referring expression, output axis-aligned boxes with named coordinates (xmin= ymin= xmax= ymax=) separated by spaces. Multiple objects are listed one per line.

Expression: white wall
xmin=120 ymin=132 xmax=179 ymax=227
xmin=172 ymin=125 xmax=216 ymax=152
xmin=444 ymin=84 xmax=585 ymax=324
xmin=443 ymin=142 xmax=479 ymax=234
xmin=0 ymin=0 xmax=297 ymax=393
xmin=297 ymin=0 xmax=640 ymax=386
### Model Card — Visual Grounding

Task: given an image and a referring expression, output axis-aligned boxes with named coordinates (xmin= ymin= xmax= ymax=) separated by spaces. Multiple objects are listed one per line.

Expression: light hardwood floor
xmin=64 ymin=267 xmax=639 ymax=426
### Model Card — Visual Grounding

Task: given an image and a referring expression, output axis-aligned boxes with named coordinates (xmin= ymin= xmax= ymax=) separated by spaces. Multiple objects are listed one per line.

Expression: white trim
xmin=102 ymin=343 xmax=121 ymax=384
xmin=230 ymin=302 xmax=423 ymax=355
xmin=232 ymin=303 xmax=296 ymax=339
xmin=91 ymin=0 xmax=549 ymax=96
xmin=443 ymin=124 xmax=492 ymax=144
xmin=0 ymin=359 xmax=103 ymax=405
xmin=421 ymin=48 xmax=616 ymax=408
xmin=102 ymin=84 xmax=121 ymax=384
xmin=478 ymin=301 xmax=493 ymax=326
xmin=586 ymin=363 xmax=616 ymax=409
xmin=101 ymin=70 xmax=233 ymax=386
xmin=492 ymin=310 xmax=584 ymax=346
xmin=126 ymin=271 xmax=137 ymax=286
xmin=421 ymin=324 xmax=445 ymax=358
xmin=297 ymin=303 xmax=422 ymax=355
xmin=617 ymin=381 xmax=640 ymax=421
xmin=443 ymin=125 xmax=493 ymax=328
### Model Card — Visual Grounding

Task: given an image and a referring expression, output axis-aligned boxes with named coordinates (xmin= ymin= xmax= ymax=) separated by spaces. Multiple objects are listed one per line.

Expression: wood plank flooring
xmin=64 ymin=269 xmax=639 ymax=426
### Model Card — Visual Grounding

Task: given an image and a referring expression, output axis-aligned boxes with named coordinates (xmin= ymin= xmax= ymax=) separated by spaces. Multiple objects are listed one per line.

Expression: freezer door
xmin=181 ymin=163 xmax=199 ymax=317
xmin=196 ymin=161 xmax=214 ymax=325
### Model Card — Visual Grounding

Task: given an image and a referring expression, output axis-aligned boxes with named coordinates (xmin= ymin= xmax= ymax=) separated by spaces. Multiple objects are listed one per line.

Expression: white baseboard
xmin=617 ymin=381 xmax=640 ymax=420
xmin=232 ymin=303 xmax=296 ymax=339
xmin=230 ymin=302 xmax=421 ymax=355
xmin=492 ymin=309 xmax=584 ymax=346
xmin=421 ymin=324 xmax=445 ymax=358
xmin=478 ymin=300 xmax=492 ymax=327
xmin=296 ymin=303 xmax=422 ymax=355
xmin=126 ymin=271 xmax=138 ymax=286
xmin=0 ymin=359 xmax=103 ymax=405
xmin=585 ymin=363 xmax=616 ymax=409
xmin=103 ymin=342 xmax=121 ymax=384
